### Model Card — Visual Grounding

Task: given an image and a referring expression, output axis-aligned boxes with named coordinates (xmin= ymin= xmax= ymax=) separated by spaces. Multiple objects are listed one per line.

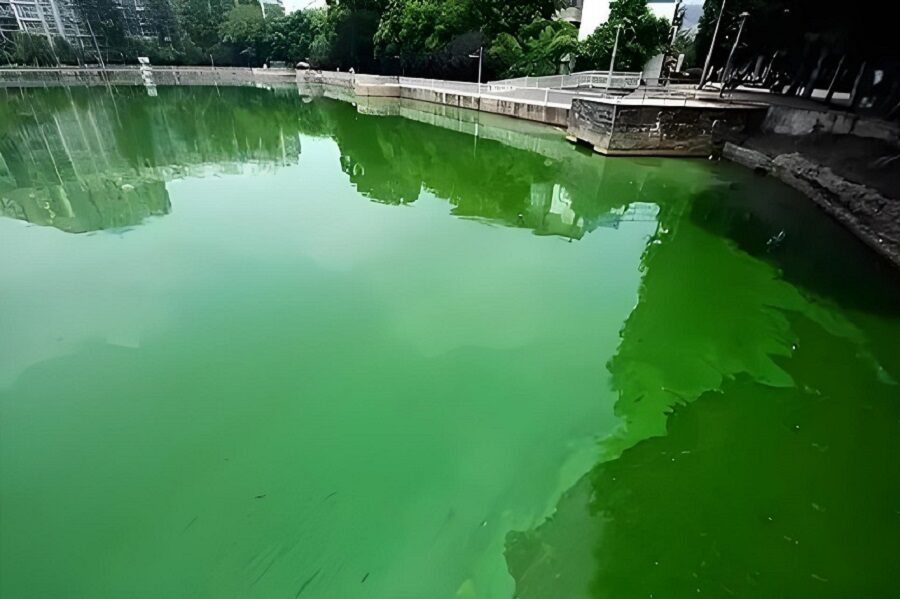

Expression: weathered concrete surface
xmin=722 ymin=143 xmax=774 ymax=172
xmin=399 ymin=86 xmax=569 ymax=126
xmin=0 ymin=67 xmax=295 ymax=88
xmin=568 ymin=97 xmax=766 ymax=156
xmin=763 ymin=105 xmax=900 ymax=147
xmin=297 ymin=71 xmax=570 ymax=126
xmin=724 ymin=142 xmax=900 ymax=267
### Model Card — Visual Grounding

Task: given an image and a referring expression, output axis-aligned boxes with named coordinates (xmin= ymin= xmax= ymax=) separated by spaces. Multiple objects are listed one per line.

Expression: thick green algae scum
xmin=1 ymin=86 xmax=899 ymax=599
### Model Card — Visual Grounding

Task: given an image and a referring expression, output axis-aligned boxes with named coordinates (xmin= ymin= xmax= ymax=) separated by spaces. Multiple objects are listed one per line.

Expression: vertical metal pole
xmin=825 ymin=54 xmax=845 ymax=104
xmin=606 ymin=24 xmax=621 ymax=91
xmin=699 ymin=0 xmax=726 ymax=89
xmin=719 ymin=13 xmax=748 ymax=97
xmin=477 ymin=46 xmax=482 ymax=96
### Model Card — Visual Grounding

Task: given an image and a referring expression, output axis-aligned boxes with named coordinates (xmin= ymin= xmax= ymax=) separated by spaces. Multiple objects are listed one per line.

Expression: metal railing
xmin=489 ymin=70 xmax=642 ymax=90
xmin=396 ymin=76 xmax=578 ymax=107
xmin=304 ymin=71 xmax=754 ymax=110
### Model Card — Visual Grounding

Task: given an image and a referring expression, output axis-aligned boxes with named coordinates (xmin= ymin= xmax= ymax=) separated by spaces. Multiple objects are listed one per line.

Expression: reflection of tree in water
xmin=330 ymin=107 xmax=550 ymax=212
xmin=327 ymin=101 xmax=678 ymax=240
xmin=4 ymin=86 xmax=710 ymax=243
xmin=505 ymin=173 xmax=900 ymax=599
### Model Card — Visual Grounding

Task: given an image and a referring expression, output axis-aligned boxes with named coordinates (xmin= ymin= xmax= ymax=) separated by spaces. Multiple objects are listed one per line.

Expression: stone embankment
xmin=724 ymin=105 xmax=900 ymax=267
xmin=567 ymin=97 xmax=765 ymax=156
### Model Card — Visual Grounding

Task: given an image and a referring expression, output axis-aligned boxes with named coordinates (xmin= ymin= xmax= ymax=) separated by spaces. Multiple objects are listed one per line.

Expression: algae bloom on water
xmin=1 ymin=86 xmax=899 ymax=599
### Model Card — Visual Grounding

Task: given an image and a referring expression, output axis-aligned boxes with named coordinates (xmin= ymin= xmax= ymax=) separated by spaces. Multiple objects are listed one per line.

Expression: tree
xmin=374 ymin=0 xmax=479 ymax=73
xmin=266 ymin=9 xmax=323 ymax=63
xmin=489 ymin=19 xmax=578 ymax=78
xmin=321 ymin=0 xmax=388 ymax=71
xmin=577 ymin=0 xmax=669 ymax=72
xmin=219 ymin=4 xmax=269 ymax=65
xmin=174 ymin=0 xmax=233 ymax=53
xmin=7 ymin=32 xmax=57 ymax=66
xmin=473 ymin=0 xmax=561 ymax=39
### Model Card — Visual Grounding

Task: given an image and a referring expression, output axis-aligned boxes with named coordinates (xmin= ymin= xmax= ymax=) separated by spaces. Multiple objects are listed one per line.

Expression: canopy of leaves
xmin=488 ymin=19 xmax=578 ymax=78
xmin=577 ymin=0 xmax=669 ymax=71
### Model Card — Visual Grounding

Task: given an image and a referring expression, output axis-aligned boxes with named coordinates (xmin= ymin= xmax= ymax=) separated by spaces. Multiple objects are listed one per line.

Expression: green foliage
xmin=220 ymin=5 xmax=266 ymax=45
xmin=52 ymin=38 xmax=79 ymax=64
xmin=577 ymin=0 xmax=669 ymax=71
xmin=266 ymin=9 xmax=319 ymax=63
xmin=374 ymin=0 xmax=477 ymax=60
xmin=8 ymin=32 xmax=58 ymax=66
xmin=174 ymin=0 xmax=233 ymax=53
xmin=473 ymin=0 xmax=561 ymax=39
xmin=487 ymin=32 xmax=523 ymax=74
xmin=489 ymin=19 xmax=577 ymax=78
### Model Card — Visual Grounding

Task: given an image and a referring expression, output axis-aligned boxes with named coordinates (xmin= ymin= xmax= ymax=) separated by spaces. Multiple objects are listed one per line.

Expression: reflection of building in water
xmin=0 ymin=88 xmax=301 ymax=233
xmin=528 ymin=183 xmax=586 ymax=239
xmin=0 ymin=177 xmax=170 ymax=233
xmin=526 ymin=185 xmax=659 ymax=240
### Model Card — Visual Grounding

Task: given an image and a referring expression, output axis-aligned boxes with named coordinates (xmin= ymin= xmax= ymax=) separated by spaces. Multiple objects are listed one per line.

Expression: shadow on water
xmin=689 ymin=165 xmax=900 ymax=317
xmin=508 ymin=316 xmax=900 ymax=599
xmin=505 ymin=167 xmax=900 ymax=598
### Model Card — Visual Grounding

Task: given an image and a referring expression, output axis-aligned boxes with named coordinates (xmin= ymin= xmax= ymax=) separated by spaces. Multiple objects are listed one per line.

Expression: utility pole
xmin=719 ymin=11 xmax=749 ymax=97
xmin=699 ymin=0 xmax=726 ymax=89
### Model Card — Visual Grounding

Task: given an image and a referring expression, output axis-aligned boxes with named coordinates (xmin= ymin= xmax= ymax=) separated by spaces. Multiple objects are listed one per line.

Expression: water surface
xmin=1 ymin=86 xmax=898 ymax=598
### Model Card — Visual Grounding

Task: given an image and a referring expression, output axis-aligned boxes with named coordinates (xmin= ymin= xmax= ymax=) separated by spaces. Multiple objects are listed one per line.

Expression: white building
xmin=0 ymin=0 xmax=158 ymax=48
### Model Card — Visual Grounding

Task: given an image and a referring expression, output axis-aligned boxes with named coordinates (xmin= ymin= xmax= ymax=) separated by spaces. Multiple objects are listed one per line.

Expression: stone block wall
xmin=568 ymin=98 xmax=765 ymax=156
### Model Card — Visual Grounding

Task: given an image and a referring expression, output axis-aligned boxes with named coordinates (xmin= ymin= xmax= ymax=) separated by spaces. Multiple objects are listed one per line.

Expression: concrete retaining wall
xmin=399 ymin=86 xmax=569 ymax=127
xmin=0 ymin=67 xmax=296 ymax=88
xmin=297 ymin=71 xmax=569 ymax=127
xmin=763 ymin=105 xmax=900 ymax=148
xmin=568 ymin=98 xmax=766 ymax=156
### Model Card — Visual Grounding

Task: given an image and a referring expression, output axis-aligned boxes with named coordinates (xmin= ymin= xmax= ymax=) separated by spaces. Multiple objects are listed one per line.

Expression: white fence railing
xmin=299 ymin=71 xmax=660 ymax=109
xmin=396 ymin=76 xmax=579 ymax=106
xmin=489 ymin=70 xmax=642 ymax=90
xmin=398 ymin=76 xmax=482 ymax=95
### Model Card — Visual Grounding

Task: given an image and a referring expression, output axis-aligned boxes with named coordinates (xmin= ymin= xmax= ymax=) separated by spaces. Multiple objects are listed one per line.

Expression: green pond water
xmin=1 ymin=85 xmax=899 ymax=599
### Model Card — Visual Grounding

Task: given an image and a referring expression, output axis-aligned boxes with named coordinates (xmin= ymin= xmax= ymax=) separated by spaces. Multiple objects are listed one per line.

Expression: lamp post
xmin=469 ymin=46 xmax=483 ymax=95
xmin=606 ymin=18 xmax=629 ymax=91
xmin=698 ymin=0 xmax=726 ymax=89
xmin=719 ymin=11 xmax=749 ymax=97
